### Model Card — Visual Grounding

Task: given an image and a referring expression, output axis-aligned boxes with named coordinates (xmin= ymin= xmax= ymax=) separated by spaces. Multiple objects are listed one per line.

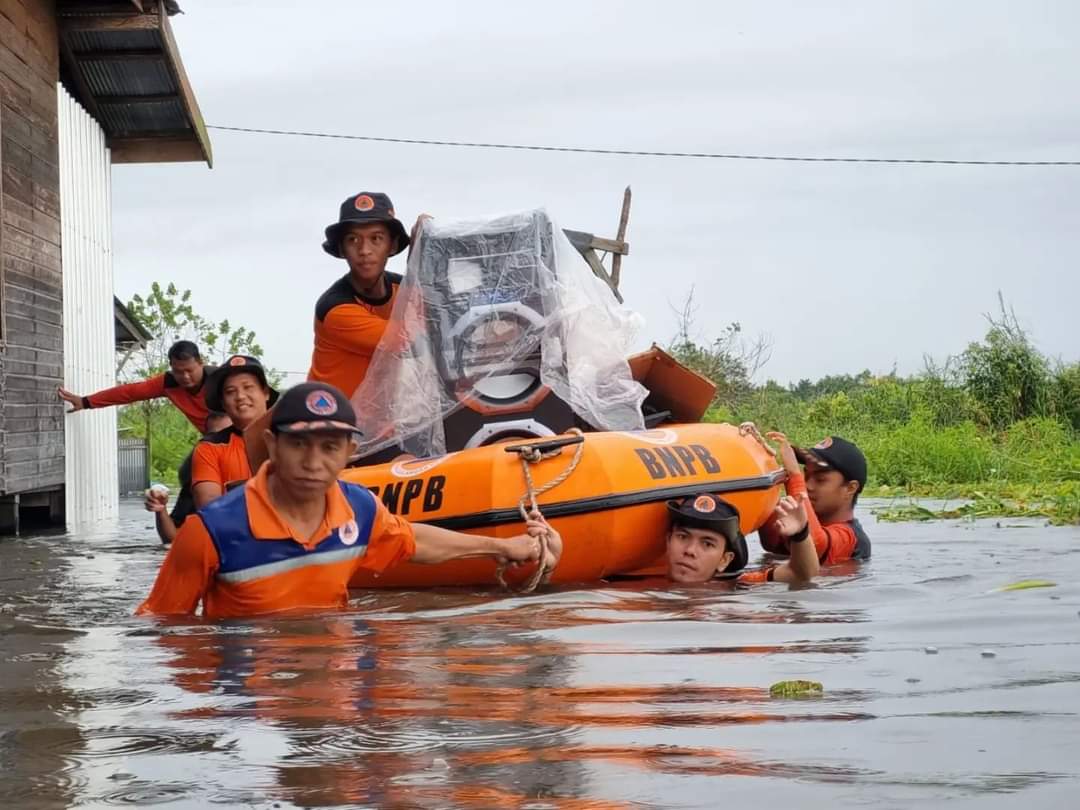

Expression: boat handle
xmin=504 ymin=434 xmax=585 ymax=456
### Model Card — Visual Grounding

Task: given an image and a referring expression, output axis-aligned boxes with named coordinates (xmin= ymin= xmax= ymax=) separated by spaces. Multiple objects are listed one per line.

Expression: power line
xmin=207 ymin=124 xmax=1080 ymax=167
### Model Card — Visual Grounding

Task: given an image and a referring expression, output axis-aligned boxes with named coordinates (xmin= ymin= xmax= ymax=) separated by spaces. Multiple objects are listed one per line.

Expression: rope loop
xmin=738 ymin=421 xmax=778 ymax=456
xmin=495 ymin=429 xmax=585 ymax=593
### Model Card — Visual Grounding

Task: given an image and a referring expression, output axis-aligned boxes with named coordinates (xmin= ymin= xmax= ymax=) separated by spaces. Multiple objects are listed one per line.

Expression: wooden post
xmin=611 ymin=186 xmax=632 ymax=290
xmin=0 ymin=495 xmax=21 ymax=536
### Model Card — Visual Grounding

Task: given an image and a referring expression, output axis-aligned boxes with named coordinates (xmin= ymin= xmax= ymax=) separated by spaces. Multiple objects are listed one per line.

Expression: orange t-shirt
xmin=136 ymin=463 xmax=416 ymax=618
xmin=308 ymin=272 xmax=401 ymax=398
xmin=85 ymin=368 xmax=216 ymax=432
xmin=191 ymin=428 xmax=252 ymax=492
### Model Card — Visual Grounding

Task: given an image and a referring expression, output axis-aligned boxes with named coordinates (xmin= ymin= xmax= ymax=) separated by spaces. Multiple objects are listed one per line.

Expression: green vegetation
xmin=769 ymin=680 xmax=824 ymax=698
xmin=118 ymin=282 xmax=273 ymax=487
xmin=672 ymin=296 xmax=1080 ymax=525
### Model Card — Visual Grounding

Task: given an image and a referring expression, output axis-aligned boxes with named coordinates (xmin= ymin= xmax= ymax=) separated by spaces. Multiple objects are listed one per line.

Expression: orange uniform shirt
xmin=308 ymin=272 xmax=402 ymax=398
xmin=84 ymin=368 xmax=215 ymax=431
xmin=757 ymin=471 xmax=870 ymax=565
xmin=191 ymin=428 xmax=252 ymax=492
xmin=136 ymin=463 xmax=416 ymax=618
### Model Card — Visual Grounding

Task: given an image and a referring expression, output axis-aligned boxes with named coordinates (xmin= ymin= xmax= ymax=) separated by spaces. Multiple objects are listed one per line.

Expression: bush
xmin=960 ymin=300 xmax=1055 ymax=429
xmin=995 ymin=417 xmax=1080 ymax=484
xmin=859 ymin=419 xmax=994 ymax=487
xmin=1051 ymin=362 xmax=1080 ymax=431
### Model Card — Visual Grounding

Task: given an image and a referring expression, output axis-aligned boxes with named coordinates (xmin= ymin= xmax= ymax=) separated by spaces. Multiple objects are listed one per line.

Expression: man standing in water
xmin=58 ymin=340 xmax=216 ymax=432
xmin=191 ymin=356 xmax=279 ymax=508
xmin=308 ymin=192 xmax=417 ymax=398
xmin=758 ymin=433 xmax=872 ymax=566
xmin=137 ymin=383 xmax=559 ymax=618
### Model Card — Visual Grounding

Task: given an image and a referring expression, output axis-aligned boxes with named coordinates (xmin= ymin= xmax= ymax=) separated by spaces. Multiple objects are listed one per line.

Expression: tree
xmin=119 ymin=281 xmax=265 ymax=377
xmin=667 ymin=287 xmax=772 ymax=408
xmin=118 ymin=282 xmax=273 ymax=485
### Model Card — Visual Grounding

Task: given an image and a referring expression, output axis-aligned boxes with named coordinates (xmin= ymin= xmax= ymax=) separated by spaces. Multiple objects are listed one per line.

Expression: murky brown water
xmin=1 ymin=500 xmax=1078 ymax=809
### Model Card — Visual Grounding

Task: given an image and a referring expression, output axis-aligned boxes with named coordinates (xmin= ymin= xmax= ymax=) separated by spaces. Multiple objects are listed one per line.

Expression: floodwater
xmin=1 ymin=501 xmax=1078 ymax=810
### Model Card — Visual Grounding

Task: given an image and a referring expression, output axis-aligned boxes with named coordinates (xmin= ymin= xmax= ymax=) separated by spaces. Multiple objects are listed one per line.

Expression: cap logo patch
xmin=354 ymin=195 xmax=375 ymax=212
xmin=305 ymin=390 xmax=337 ymax=416
xmin=339 ymin=520 xmax=359 ymax=546
xmin=693 ymin=495 xmax=716 ymax=513
xmin=815 ymin=437 xmax=833 ymax=450
xmin=228 ymin=356 xmax=247 ymax=367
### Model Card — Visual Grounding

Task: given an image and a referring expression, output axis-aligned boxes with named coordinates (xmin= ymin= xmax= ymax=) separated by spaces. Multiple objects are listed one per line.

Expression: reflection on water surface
xmin=1 ymin=501 xmax=1078 ymax=808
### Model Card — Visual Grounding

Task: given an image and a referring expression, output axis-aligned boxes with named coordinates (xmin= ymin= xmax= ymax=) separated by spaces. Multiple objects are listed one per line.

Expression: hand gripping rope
xmin=495 ymin=429 xmax=586 ymax=594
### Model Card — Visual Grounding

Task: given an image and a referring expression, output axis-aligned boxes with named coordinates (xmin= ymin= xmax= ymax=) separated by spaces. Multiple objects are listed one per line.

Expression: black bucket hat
xmin=794 ymin=436 xmax=867 ymax=493
xmin=271 ymin=382 xmax=359 ymax=435
xmin=666 ymin=493 xmax=749 ymax=574
xmin=322 ymin=192 xmax=409 ymax=258
xmin=206 ymin=355 xmax=280 ymax=413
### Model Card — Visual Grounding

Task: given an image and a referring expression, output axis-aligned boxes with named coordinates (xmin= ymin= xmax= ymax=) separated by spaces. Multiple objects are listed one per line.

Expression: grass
xmin=710 ymin=395 xmax=1080 ymax=527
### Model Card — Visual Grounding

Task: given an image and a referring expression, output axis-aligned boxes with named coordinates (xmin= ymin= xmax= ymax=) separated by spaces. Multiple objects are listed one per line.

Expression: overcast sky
xmin=110 ymin=0 xmax=1079 ymax=387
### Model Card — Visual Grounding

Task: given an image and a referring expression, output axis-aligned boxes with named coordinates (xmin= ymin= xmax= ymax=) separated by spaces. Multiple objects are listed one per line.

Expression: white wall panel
xmin=59 ymin=85 xmax=119 ymax=526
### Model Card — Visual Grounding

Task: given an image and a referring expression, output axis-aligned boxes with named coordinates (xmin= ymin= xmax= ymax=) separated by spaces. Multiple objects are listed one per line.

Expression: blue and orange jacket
xmin=136 ymin=463 xmax=415 ymax=618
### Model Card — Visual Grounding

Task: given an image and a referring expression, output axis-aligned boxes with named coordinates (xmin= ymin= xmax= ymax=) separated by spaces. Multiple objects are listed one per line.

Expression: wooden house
xmin=0 ymin=0 xmax=210 ymax=533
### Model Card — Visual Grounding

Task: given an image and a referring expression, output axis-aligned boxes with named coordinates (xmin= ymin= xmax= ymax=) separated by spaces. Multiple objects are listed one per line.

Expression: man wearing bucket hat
xmin=758 ymin=433 xmax=872 ymax=566
xmin=664 ymin=492 xmax=820 ymax=585
xmin=308 ymin=192 xmax=426 ymax=399
xmin=137 ymin=382 xmax=559 ymax=618
xmin=191 ymin=355 xmax=279 ymax=509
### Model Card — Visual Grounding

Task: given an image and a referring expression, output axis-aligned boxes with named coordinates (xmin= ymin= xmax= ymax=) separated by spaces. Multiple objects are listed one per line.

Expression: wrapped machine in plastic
xmin=351 ymin=208 xmax=646 ymax=459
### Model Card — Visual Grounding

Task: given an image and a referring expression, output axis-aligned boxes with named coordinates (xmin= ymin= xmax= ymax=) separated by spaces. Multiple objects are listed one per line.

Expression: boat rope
xmin=739 ymin=421 xmax=778 ymax=456
xmin=495 ymin=428 xmax=586 ymax=593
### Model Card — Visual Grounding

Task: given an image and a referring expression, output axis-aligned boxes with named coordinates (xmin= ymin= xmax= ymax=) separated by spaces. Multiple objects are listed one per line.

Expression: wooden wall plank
xmin=1 ymin=0 xmax=64 ymax=497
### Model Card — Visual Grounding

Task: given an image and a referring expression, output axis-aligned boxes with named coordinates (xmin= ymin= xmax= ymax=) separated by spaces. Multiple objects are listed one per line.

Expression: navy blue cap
xmin=795 ymin=436 xmax=867 ymax=492
xmin=271 ymin=382 xmax=358 ymax=435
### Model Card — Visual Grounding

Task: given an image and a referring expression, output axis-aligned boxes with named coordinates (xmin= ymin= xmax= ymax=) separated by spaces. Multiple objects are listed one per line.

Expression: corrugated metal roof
xmin=80 ymin=59 xmax=177 ymax=97
xmin=98 ymin=99 xmax=189 ymax=135
xmin=67 ymin=28 xmax=162 ymax=52
xmin=58 ymin=3 xmax=211 ymax=165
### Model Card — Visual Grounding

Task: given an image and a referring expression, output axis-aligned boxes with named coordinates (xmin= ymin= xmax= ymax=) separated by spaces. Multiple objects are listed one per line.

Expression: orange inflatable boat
xmin=341 ymin=423 xmax=784 ymax=588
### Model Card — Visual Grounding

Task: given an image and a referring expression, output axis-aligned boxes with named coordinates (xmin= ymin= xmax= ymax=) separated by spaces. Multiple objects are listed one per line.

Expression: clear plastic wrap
xmin=350 ymin=209 xmax=646 ymax=459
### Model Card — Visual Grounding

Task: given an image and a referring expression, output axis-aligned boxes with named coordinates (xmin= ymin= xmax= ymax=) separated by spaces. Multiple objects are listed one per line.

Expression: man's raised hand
xmin=772 ymin=493 xmax=810 ymax=537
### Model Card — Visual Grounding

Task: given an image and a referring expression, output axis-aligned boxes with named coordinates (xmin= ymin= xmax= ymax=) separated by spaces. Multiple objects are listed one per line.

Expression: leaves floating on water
xmin=769 ymin=680 xmax=824 ymax=698
xmin=871 ymin=484 xmax=1080 ymax=526
xmin=997 ymin=580 xmax=1057 ymax=592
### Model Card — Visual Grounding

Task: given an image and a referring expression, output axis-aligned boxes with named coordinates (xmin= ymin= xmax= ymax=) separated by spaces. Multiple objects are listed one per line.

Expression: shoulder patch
xmin=199 ymin=426 xmax=237 ymax=446
xmin=315 ymin=275 xmax=358 ymax=322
